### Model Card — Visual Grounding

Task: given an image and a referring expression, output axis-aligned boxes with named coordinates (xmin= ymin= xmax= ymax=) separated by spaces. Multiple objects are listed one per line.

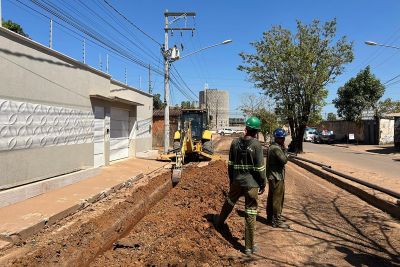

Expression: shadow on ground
xmin=366 ymin=147 xmax=400 ymax=155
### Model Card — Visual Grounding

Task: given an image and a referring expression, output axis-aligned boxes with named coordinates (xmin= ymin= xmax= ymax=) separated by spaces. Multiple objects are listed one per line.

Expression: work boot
xmin=277 ymin=215 xmax=287 ymax=222
xmin=244 ymin=245 xmax=258 ymax=256
xmin=272 ymin=216 xmax=290 ymax=229
xmin=212 ymin=214 xmax=223 ymax=229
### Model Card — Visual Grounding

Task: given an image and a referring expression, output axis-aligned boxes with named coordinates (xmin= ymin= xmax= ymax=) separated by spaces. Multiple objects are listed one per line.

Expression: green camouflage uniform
xmin=216 ymin=136 xmax=266 ymax=251
xmin=266 ymin=142 xmax=288 ymax=225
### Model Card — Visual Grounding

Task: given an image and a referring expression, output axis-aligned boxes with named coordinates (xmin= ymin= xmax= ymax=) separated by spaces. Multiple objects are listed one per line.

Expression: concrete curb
xmin=289 ymin=158 xmax=400 ymax=219
xmin=0 ymin=172 xmax=145 ymax=246
xmin=0 ymin=167 xmax=101 ymax=208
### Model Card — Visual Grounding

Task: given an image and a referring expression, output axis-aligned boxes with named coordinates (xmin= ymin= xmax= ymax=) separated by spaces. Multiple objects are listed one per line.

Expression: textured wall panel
xmin=0 ymin=99 xmax=94 ymax=151
xmin=136 ymin=118 xmax=152 ymax=139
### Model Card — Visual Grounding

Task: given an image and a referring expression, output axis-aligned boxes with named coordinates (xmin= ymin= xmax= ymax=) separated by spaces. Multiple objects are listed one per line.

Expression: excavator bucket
xmin=172 ymin=168 xmax=182 ymax=186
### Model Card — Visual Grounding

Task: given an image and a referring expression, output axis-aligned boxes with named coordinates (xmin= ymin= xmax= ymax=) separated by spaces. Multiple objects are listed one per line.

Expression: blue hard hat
xmin=273 ymin=128 xmax=286 ymax=138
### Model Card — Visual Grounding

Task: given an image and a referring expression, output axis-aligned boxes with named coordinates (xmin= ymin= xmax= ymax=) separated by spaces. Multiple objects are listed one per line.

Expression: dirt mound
xmin=4 ymin=172 xmax=172 ymax=267
xmin=91 ymin=160 xmax=247 ymax=266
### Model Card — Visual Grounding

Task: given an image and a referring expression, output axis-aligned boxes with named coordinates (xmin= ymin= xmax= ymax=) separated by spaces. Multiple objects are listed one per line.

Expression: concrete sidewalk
xmin=0 ymin=157 xmax=169 ymax=249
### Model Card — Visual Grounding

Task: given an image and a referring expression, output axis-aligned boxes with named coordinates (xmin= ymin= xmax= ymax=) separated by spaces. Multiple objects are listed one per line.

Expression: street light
xmin=177 ymin=39 xmax=233 ymax=60
xmin=163 ymin=39 xmax=232 ymax=152
xmin=365 ymin=40 xmax=400 ymax=50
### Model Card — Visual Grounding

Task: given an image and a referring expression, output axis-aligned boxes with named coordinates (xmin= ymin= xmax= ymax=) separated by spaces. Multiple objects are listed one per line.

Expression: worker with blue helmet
xmin=266 ymin=127 xmax=289 ymax=228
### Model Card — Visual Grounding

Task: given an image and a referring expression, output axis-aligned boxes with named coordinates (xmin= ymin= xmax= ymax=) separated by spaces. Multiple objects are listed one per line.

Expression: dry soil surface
xmin=1 ymin=136 xmax=399 ymax=266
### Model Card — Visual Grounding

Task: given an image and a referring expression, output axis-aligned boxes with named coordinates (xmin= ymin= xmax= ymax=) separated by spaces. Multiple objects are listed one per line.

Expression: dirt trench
xmin=91 ymin=160 xmax=247 ymax=266
xmin=2 ymin=160 xmax=247 ymax=266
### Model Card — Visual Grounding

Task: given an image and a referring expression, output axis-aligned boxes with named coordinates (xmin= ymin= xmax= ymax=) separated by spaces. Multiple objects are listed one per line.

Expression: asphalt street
xmin=303 ymin=142 xmax=400 ymax=191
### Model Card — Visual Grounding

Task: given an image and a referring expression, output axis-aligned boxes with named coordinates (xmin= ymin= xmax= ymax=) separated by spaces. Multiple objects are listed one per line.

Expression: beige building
xmin=0 ymin=27 xmax=153 ymax=190
xmin=199 ymin=89 xmax=229 ymax=130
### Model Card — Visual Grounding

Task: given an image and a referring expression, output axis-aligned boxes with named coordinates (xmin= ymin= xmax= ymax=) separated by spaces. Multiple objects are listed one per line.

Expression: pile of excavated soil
xmin=3 ymin=171 xmax=173 ymax=267
xmin=91 ymin=160 xmax=247 ymax=266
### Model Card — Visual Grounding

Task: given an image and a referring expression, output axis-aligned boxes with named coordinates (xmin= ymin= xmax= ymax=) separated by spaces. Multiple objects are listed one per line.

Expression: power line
xmin=10 ymin=0 xmax=196 ymax=101
xmin=102 ymin=0 xmax=162 ymax=46
xmin=384 ymin=73 xmax=400 ymax=85
xmin=29 ymin=0 xmax=164 ymax=74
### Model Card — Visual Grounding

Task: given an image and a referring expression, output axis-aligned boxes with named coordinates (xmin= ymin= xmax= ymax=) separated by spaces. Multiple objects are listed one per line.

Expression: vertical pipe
xmin=49 ymin=18 xmax=53 ymax=49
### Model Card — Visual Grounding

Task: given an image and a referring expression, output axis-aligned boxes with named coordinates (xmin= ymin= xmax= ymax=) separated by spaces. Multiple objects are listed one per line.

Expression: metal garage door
xmin=110 ymin=108 xmax=129 ymax=161
xmin=94 ymin=106 xmax=105 ymax=167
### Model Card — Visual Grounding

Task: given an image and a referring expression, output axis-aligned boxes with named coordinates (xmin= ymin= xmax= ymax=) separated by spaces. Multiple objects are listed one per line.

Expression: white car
xmin=303 ymin=128 xmax=317 ymax=142
xmin=218 ymin=128 xmax=235 ymax=135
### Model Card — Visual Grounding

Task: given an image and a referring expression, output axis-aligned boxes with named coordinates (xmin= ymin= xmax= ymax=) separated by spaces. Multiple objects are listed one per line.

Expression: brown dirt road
xmin=0 ymin=136 xmax=399 ymax=266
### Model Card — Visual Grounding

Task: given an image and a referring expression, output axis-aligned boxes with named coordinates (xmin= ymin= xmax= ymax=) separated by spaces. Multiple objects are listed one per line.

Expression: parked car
xmin=218 ymin=128 xmax=235 ymax=135
xmin=303 ymin=127 xmax=317 ymax=142
xmin=313 ymin=130 xmax=335 ymax=144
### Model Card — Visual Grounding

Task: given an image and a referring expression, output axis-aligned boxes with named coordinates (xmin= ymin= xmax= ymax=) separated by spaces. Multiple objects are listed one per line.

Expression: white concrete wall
xmin=379 ymin=118 xmax=395 ymax=145
xmin=110 ymin=81 xmax=153 ymax=154
xmin=0 ymin=28 xmax=111 ymax=189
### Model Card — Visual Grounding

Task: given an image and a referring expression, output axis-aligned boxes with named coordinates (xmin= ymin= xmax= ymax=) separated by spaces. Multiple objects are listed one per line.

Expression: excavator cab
xmin=158 ymin=108 xmax=219 ymax=185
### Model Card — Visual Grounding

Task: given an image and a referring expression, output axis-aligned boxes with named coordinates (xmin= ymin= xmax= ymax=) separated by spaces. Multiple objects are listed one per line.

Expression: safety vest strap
xmin=245 ymin=208 xmax=258 ymax=215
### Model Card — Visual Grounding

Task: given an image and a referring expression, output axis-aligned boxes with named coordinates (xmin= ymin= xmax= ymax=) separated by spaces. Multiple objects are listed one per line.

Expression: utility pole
xmin=148 ymin=64 xmax=152 ymax=94
xmin=49 ymin=18 xmax=53 ymax=49
xmin=163 ymin=11 xmax=196 ymax=153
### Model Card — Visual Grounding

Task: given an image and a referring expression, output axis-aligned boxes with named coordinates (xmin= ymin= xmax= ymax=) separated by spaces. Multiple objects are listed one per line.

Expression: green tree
xmin=239 ymin=19 xmax=353 ymax=152
xmin=153 ymin=93 xmax=166 ymax=110
xmin=377 ymin=98 xmax=400 ymax=116
xmin=2 ymin=19 xmax=29 ymax=38
xmin=253 ymin=108 xmax=278 ymax=143
xmin=327 ymin=112 xmax=337 ymax=121
xmin=333 ymin=66 xmax=385 ymax=121
xmin=180 ymin=101 xmax=196 ymax=109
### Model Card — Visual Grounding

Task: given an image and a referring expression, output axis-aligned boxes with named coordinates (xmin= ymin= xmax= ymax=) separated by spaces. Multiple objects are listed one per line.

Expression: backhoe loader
xmin=158 ymin=109 xmax=220 ymax=185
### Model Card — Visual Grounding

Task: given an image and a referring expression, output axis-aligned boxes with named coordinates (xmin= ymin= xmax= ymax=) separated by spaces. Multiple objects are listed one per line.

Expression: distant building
xmin=229 ymin=117 xmax=245 ymax=126
xmin=199 ymin=89 xmax=229 ymax=130
xmin=152 ymin=108 xmax=181 ymax=148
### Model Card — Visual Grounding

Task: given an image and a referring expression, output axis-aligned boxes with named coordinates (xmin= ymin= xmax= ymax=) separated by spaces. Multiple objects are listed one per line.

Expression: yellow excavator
xmin=158 ymin=109 xmax=220 ymax=185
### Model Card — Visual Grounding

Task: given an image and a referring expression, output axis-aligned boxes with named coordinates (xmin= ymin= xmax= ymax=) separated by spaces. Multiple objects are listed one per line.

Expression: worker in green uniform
xmin=213 ymin=116 xmax=266 ymax=255
xmin=266 ymin=128 xmax=289 ymax=228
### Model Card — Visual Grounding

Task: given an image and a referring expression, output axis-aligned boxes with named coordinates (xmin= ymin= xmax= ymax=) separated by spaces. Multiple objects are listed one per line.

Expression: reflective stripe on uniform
xmin=228 ymin=161 xmax=234 ymax=166
xmin=245 ymin=208 xmax=258 ymax=216
xmin=231 ymin=165 xmax=265 ymax=172
xmin=226 ymin=197 xmax=236 ymax=206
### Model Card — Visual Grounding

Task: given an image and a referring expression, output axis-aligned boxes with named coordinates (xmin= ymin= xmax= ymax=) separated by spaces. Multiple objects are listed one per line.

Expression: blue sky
xmin=3 ymin=0 xmax=400 ymax=118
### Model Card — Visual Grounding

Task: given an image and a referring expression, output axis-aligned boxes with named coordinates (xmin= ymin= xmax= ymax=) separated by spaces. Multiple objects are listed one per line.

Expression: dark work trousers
xmin=218 ymin=182 xmax=259 ymax=250
xmin=266 ymin=178 xmax=285 ymax=221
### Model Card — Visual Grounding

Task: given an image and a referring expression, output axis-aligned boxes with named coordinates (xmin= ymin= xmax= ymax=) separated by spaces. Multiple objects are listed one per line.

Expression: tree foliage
xmin=2 ymin=19 xmax=29 ymax=38
xmin=153 ymin=93 xmax=166 ymax=110
xmin=180 ymin=101 xmax=196 ymax=109
xmin=238 ymin=93 xmax=274 ymax=116
xmin=253 ymin=108 xmax=278 ymax=142
xmin=239 ymin=19 xmax=353 ymax=152
xmin=377 ymin=98 xmax=400 ymax=116
xmin=333 ymin=66 xmax=384 ymax=121
xmin=327 ymin=112 xmax=337 ymax=121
